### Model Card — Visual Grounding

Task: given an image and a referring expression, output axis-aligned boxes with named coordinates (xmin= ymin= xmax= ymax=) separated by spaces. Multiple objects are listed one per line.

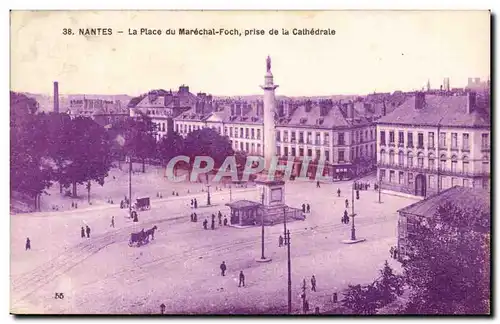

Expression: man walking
xmin=25 ymin=237 xmax=31 ymax=251
xmin=302 ymin=203 xmax=306 ymax=213
xmin=316 ymin=180 xmax=320 ymax=188
xmin=223 ymin=216 xmax=228 ymax=226
xmin=311 ymin=275 xmax=317 ymax=292
xmin=110 ymin=216 xmax=115 ymax=228
xmin=238 ymin=271 xmax=245 ymax=287
xmin=218 ymin=212 xmax=222 ymax=226
xmin=337 ymin=188 xmax=341 ymax=197
xmin=194 ymin=198 xmax=198 ymax=209
xmin=279 ymin=235 xmax=284 ymax=247
xmin=81 ymin=226 xmax=85 ymax=238
xmin=220 ymin=261 xmax=227 ymax=276
xmin=203 ymin=219 xmax=208 ymax=230
xmin=306 ymin=204 xmax=310 ymax=213
xmin=345 ymin=199 xmax=349 ymax=209
xmin=85 ymin=225 xmax=91 ymax=238
xmin=211 ymin=218 xmax=215 ymax=230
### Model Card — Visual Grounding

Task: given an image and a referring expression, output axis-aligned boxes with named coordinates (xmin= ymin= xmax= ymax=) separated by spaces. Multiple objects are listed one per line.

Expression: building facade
xmin=66 ymin=97 xmax=129 ymax=127
xmin=376 ymin=92 xmax=491 ymax=197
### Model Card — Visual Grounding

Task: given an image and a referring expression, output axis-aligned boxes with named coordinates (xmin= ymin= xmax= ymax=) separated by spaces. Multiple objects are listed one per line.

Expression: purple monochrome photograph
xmin=9 ymin=10 xmax=491 ymax=316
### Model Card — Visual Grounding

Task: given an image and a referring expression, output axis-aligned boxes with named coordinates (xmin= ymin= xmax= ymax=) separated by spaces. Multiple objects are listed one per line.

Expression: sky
xmin=10 ymin=10 xmax=490 ymax=97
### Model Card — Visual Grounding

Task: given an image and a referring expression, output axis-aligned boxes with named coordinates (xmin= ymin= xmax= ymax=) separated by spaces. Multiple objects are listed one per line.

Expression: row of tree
xmin=10 ymin=92 xmax=240 ymax=210
xmin=341 ymin=202 xmax=490 ymax=315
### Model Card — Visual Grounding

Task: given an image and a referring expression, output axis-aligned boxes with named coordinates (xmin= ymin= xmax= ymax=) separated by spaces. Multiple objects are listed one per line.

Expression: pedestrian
xmin=306 ymin=204 xmax=310 ymax=213
xmin=71 ymin=202 xmax=74 ymax=208
xmin=218 ymin=212 xmax=222 ymax=226
xmin=345 ymin=199 xmax=349 ymax=208
xmin=356 ymin=190 xmax=360 ymax=200
xmin=25 ymin=237 xmax=31 ymax=251
xmin=211 ymin=219 xmax=215 ymax=230
xmin=203 ymin=219 xmax=208 ymax=230
xmin=190 ymin=213 xmax=194 ymax=222
xmin=172 ymin=190 xmax=175 ymax=196
xmin=176 ymin=192 xmax=179 ymax=196
xmin=316 ymin=180 xmax=320 ymax=188
xmin=393 ymin=247 xmax=398 ymax=259
xmin=390 ymin=246 xmax=395 ymax=258
xmin=193 ymin=213 xmax=198 ymax=222
xmin=345 ymin=215 xmax=349 ymax=224
xmin=315 ymin=307 xmax=320 ymax=314
xmin=311 ymin=275 xmax=317 ymax=292
xmin=194 ymin=199 xmax=198 ymax=209
xmin=212 ymin=214 xmax=216 ymax=221
xmin=220 ymin=261 xmax=227 ymax=276
xmin=160 ymin=303 xmax=166 ymax=314
xmin=75 ymin=202 xmax=78 ymax=209
xmin=238 ymin=271 xmax=245 ymax=287
xmin=223 ymin=216 xmax=228 ymax=226
xmin=85 ymin=225 xmax=91 ymax=238
xmin=81 ymin=226 xmax=85 ymax=238
xmin=110 ymin=216 xmax=115 ymax=228
xmin=191 ymin=199 xmax=194 ymax=208
xmin=341 ymin=216 xmax=345 ymax=224
xmin=337 ymin=188 xmax=341 ymax=197
xmin=279 ymin=235 xmax=284 ymax=247
xmin=302 ymin=203 xmax=306 ymax=213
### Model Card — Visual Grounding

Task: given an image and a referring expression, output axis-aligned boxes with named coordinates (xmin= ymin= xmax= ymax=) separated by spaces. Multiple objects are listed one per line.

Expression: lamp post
xmin=127 ymin=156 xmax=132 ymax=217
xmin=207 ymin=184 xmax=211 ymax=206
xmin=378 ymin=173 xmax=382 ymax=203
xmin=229 ymin=184 xmax=232 ymax=202
xmin=283 ymin=207 xmax=292 ymax=313
xmin=350 ymin=184 xmax=357 ymax=241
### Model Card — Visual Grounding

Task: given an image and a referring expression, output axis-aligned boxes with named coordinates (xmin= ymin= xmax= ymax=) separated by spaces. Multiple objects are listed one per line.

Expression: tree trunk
xmin=72 ymin=181 xmax=77 ymax=198
xmin=34 ymin=195 xmax=38 ymax=212
xmin=142 ymin=158 xmax=146 ymax=173
xmin=87 ymin=181 xmax=91 ymax=203
xmin=118 ymin=158 xmax=122 ymax=170
xmin=59 ymin=182 xmax=63 ymax=194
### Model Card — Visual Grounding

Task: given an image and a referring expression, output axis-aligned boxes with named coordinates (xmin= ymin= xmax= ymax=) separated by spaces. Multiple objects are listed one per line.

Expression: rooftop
xmin=397 ymin=186 xmax=490 ymax=218
xmin=377 ymin=94 xmax=490 ymax=128
xmin=225 ymin=199 xmax=262 ymax=209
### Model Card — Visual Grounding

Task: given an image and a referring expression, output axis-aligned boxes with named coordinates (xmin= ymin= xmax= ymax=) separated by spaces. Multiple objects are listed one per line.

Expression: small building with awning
xmin=225 ymin=199 xmax=263 ymax=226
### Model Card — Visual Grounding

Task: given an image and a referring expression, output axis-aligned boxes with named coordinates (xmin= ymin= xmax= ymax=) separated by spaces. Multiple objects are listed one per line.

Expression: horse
xmin=145 ymin=226 xmax=158 ymax=241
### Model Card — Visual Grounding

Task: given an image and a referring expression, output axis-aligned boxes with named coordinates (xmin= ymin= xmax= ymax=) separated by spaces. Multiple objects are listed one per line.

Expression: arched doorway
xmin=415 ymin=174 xmax=426 ymax=197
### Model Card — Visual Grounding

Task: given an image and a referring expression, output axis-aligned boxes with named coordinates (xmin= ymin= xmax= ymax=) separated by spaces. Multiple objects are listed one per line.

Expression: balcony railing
xmin=377 ymin=162 xmax=490 ymax=177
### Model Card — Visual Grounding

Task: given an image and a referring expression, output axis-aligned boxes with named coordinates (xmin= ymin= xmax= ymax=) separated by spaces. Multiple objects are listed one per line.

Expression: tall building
xmin=376 ymin=92 xmax=491 ymax=197
xmin=53 ymin=81 xmax=59 ymax=113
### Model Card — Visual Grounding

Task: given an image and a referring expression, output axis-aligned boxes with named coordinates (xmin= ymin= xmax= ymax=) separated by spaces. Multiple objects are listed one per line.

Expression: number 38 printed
xmin=54 ymin=292 xmax=64 ymax=299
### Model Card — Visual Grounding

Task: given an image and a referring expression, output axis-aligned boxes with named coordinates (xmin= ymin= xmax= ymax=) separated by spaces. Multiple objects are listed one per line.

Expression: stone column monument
xmin=260 ymin=55 xmax=278 ymax=171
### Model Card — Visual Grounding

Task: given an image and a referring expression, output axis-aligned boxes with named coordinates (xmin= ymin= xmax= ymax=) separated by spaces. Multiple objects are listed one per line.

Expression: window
xmin=234 ymin=128 xmax=238 ymax=138
xmin=307 ymin=132 xmax=312 ymax=144
xmin=428 ymin=132 xmax=434 ymax=148
xmin=380 ymin=131 xmax=386 ymax=145
xmin=389 ymin=131 xmax=395 ymax=144
xmin=240 ymin=128 xmax=243 ymax=138
xmin=175 ymin=124 xmax=179 ymax=133
xmin=291 ymin=147 xmax=296 ymax=156
xmin=251 ymin=143 xmax=256 ymax=153
xmin=389 ymin=170 xmax=395 ymax=183
xmin=218 ymin=127 xmax=221 ymax=134
xmin=299 ymin=148 xmax=304 ymax=156
xmin=429 ymin=175 xmax=435 ymax=189
xmin=399 ymin=171 xmax=404 ymax=184
xmin=451 ymin=156 xmax=457 ymax=172
xmin=408 ymin=172 xmax=414 ymax=185
xmin=162 ymin=123 xmax=166 ymax=132
xmin=251 ymin=128 xmax=255 ymax=139
xmin=451 ymin=133 xmax=458 ymax=149
xmin=360 ymin=131 xmax=364 ymax=143
xmin=325 ymin=150 xmax=330 ymax=162
xmin=316 ymin=149 xmax=321 ymax=159
xmin=276 ymin=131 xmax=281 ymax=141
xmin=452 ymin=177 xmax=458 ymax=187
xmin=481 ymin=134 xmax=489 ymax=149
xmin=440 ymin=154 xmax=447 ymax=171
xmin=338 ymin=133 xmax=344 ymax=145
xmin=417 ymin=133 xmax=424 ymax=148
xmin=398 ymin=151 xmax=404 ymax=166
xmin=407 ymin=132 xmax=413 ymax=147
xmin=463 ymin=179 xmax=470 ymax=187
xmin=291 ymin=131 xmax=296 ymax=142
xmin=356 ymin=146 xmax=359 ymax=158
xmin=380 ymin=169 xmax=386 ymax=181
xmin=240 ymin=142 xmax=243 ymax=151
xmin=439 ymin=132 xmax=446 ymax=147
xmin=307 ymin=149 xmax=312 ymax=157
xmin=245 ymin=142 xmax=249 ymax=152
xmin=482 ymin=157 xmax=489 ymax=173
xmin=417 ymin=152 xmax=424 ymax=168
xmin=462 ymin=133 xmax=469 ymax=150
xmin=380 ymin=150 xmax=386 ymax=164
xmin=360 ymin=146 xmax=364 ymax=157
xmin=407 ymin=152 xmax=413 ymax=167
xmin=299 ymin=132 xmax=304 ymax=143
xmin=398 ymin=131 xmax=404 ymax=146
xmin=482 ymin=179 xmax=489 ymax=190
xmin=229 ymin=127 xmax=233 ymax=137
xmin=276 ymin=145 xmax=280 ymax=155
xmin=224 ymin=127 xmax=228 ymax=136
xmin=315 ymin=133 xmax=321 ymax=145
xmin=339 ymin=150 xmax=345 ymax=162
xmin=428 ymin=154 xmax=435 ymax=170
xmin=257 ymin=129 xmax=261 ymax=140
xmin=245 ymin=128 xmax=249 ymax=139
xmin=284 ymin=146 xmax=288 ymax=156
xmin=324 ymin=133 xmax=330 ymax=145
xmin=463 ymin=156 xmax=469 ymax=174
xmin=188 ymin=125 xmax=192 ymax=132
xmin=370 ymin=130 xmax=374 ymax=140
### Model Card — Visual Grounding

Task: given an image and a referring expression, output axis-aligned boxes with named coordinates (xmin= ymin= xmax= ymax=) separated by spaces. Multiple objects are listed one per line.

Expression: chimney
xmin=231 ymin=104 xmax=235 ymax=116
xmin=53 ymin=81 xmax=59 ymax=113
xmin=305 ymin=100 xmax=312 ymax=113
xmin=348 ymin=102 xmax=354 ymax=119
xmin=415 ymin=92 xmax=426 ymax=110
xmin=467 ymin=92 xmax=476 ymax=114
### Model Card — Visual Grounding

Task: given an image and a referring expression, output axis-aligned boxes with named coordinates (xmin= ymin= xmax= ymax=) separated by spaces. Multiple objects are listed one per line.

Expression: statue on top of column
xmin=266 ymin=55 xmax=271 ymax=73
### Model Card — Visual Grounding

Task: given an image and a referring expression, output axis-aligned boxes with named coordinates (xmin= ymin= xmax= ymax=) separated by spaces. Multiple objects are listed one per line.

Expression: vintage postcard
xmin=10 ymin=10 xmax=491 ymax=315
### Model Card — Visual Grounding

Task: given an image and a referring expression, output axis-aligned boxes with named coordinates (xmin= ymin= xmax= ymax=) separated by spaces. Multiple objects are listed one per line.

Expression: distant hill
xmin=20 ymin=93 xmax=133 ymax=113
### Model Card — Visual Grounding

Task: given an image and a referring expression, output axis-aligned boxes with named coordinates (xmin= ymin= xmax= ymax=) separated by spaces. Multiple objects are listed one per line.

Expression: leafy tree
xmin=63 ymin=117 xmax=113 ymax=198
xmin=119 ymin=114 xmax=156 ymax=173
xmin=183 ymin=127 xmax=234 ymax=170
xmin=374 ymin=261 xmax=405 ymax=308
xmin=342 ymin=283 xmax=380 ymax=315
xmin=402 ymin=202 xmax=490 ymax=315
xmin=157 ymin=131 xmax=185 ymax=165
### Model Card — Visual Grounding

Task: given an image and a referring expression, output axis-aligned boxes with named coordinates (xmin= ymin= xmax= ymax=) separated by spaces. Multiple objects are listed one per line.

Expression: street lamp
xmin=126 ymin=156 xmax=132 ymax=217
xmin=378 ymin=173 xmax=382 ymax=203
xmin=206 ymin=184 xmax=211 ymax=206
xmin=257 ymin=188 xmax=271 ymax=262
xmin=350 ymin=184 xmax=357 ymax=241
xmin=229 ymin=184 xmax=232 ymax=202
xmin=283 ymin=207 xmax=292 ymax=314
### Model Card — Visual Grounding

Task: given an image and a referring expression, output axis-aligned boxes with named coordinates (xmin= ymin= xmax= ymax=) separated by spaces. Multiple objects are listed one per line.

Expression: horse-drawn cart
xmin=134 ymin=197 xmax=150 ymax=211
